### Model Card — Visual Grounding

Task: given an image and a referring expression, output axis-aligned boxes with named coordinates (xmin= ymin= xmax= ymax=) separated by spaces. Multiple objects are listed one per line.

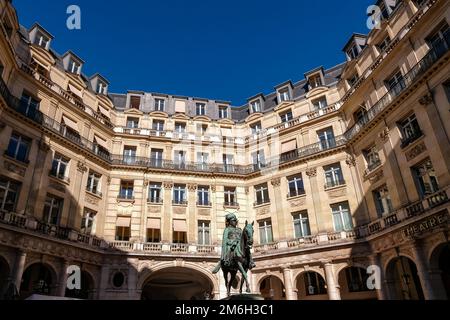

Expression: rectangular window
xmin=198 ymin=221 xmax=210 ymax=245
xmin=426 ymin=22 xmax=449 ymax=51
xmin=255 ymin=184 xmax=270 ymax=206
xmin=175 ymin=122 xmax=186 ymax=133
xmin=377 ymin=35 xmax=391 ymax=52
xmin=20 ymin=92 xmax=40 ymax=117
xmin=174 ymin=150 xmax=186 ymax=169
xmin=280 ymin=111 xmax=293 ymax=123
xmin=173 ymin=185 xmax=187 ymax=204
xmin=224 ymin=187 xmax=237 ymax=206
xmin=148 ymin=183 xmax=162 ymax=203
xmin=196 ymin=103 xmax=206 ymax=116
xmin=43 ymin=195 xmax=63 ymax=225
xmin=279 ymin=88 xmax=290 ymax=102
xmin=0 ymin=177 xmax=20 ymax=212
xmin=223 ymin=154 xmax=234 ymax=172
xmin=152 ymin=120 xmax=165 ymax=132
xmin=317 ymin=127 xmax=336 ymax=150
xmin=385 ymin=70 xmax=405 ymax=93
xmin=154 ymin=98 xmax=165 ymax=111
xmin=293 ymin=211 xmax=311 ymax=239
xmin=69 ymin=59 xmax=81 ymax=74
xmin=126 ymin=117 xmax=139 ymax=129
xmin=123 ymin=146 xmax=137 ymax=164
xmin=250 ymin=122 xmax=262 ymax=134
xmin=173 ymin=231 xmax=187 ymax=244
xmin=219 ymin=106 xmax=228 ymax=119
xmin=34 ymin=31 xmax=50 ymax=49
xmin=399 ymin=114 xmax=422 ymax=148
xmin=412 ymin=159 xmax=439 ymax=198
xmin=150 ymin=149 xmax=163 ymax=167
xmin=50 ymin=154 xmax=69 ymax=180
xmin=86 ymin=171 xmax=101 ymax=196
xmin=6 ymin=133 xmax=31 ymax=163
xmin=347 ymin=74 xmax=359 ymax=87
xmin=119 ymin=181 xmax=134 ymax=200
xmin=116 ymin=226 xmax=131 ymax=241
xmin=309 ymin=74 xmax=323 ymax=89
xmin=252 ymin=150 xmax=265 ymax=170
xmin=364 ymin=145 xmax=381 ymax=171
xmin=197 ymin=186 xmax=210 ymax=206
xmin=304 ymin=272 xmax=327 ymax=296
xmin=324 ymin=163 xmax=345 ymax=189
xmin=147 ymin=227 xmax=161 ymax=243
xmin=96 ymin=82 xmax=107 ymax=95
xmin=331 ymin=202 xmax=353 ymax=232
xmin=197 ymin=124 xmax=208 ymax=135
xmin=81 ymin=209 xmax=96 ymax=235
xmin=347 ymin=44 xmax=359 ymax=60
xmin=373 ymin=185 xmax=393 ymax=217
xmin=353 ymin=107 xmax=368 ymax=124
xmin=130 ymin=96 xmax=141 ymax=109
xmin=312 ymin=97 xmax=328 ymax=111
xmin=288 ymin=175 xmax=305 ymax=198
xmin=196 ymin=152 xmax=209 ymax=170
xmin=258 ymin=219 xmax=273 ymax=244
xmin=250 ymin=100 xmax=261 ymax=113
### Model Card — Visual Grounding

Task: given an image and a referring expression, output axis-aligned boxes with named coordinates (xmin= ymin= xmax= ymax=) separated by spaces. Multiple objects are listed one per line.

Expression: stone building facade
xmin=0 ymin=0 xmax=449 ymax=300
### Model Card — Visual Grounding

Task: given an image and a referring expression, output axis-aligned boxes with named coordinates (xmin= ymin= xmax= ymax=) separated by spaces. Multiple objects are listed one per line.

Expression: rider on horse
xmin=212 ymin=213 xmax=255 ymax=274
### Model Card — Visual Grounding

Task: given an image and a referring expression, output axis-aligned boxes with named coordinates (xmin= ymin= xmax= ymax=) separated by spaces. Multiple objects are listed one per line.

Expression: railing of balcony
xmin=344 ymin=32 xmax=450 ymax=142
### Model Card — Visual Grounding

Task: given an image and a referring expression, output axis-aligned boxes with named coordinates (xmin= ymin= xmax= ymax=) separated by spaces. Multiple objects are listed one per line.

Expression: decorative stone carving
xmin=198 ymin=208 xmax=211 ymax=216
xmin=289 ymin=197 xmax=306 ymax=207
xmin=39 ymin=140 xmax=50 ymax=152
xmin=148 ymin=206 xmax=162 ymax=214
xmin=345 ymin=155 xmax=356 ymax=167
xmin=210 ymin=185 xmax=217 ymax=193
xmin=271 ymin=178 xmax=281 ymax=187
xmin=244 ymin=187 xmax=250 ymax=195
xmin=327 ymin=187 xmax=347 ymax=198
xmin=4 ymin=160 xmax=26 ymax=177
xmin=163 ymin=181 xmax=173 ymax=189
xmin=306 ymin=168 xmax=317 ymax=177
xmin=368 ymin=170 xmax=384 ymax=184
xmin=256 ymin=206 xmax=270 ymax=216
xmin=85 ymin=194 xmax=99 ymax=206
xmin=187 ymin=184 xmax=198 ymax=191
xmin=405 ymin=142 xmax=427 ymax=161
xmin=173 ymin=207 xmax=186 ymax=215
xmin=143 ymin=179 xmax=150 ymax=187
xmin=77 ymin=161 xmax=88 ymax=173
xmin=378 ymin=127 xmax=390 ymax=142
xmin=418 ymin=93 xmax=433 ymax=106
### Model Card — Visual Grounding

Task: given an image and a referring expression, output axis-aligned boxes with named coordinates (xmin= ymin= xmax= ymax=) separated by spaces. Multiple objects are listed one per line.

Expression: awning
xmin=116 ymin=217 xmax=131 ymax=227
xmin=62 ymin=115 xmax=79 ymax=131
xmin=175 ymin=100 xmax=186 ymax=113
xmin=98 ymin=105 xmax=110 ymax=118
xmin=68 ymin=84 xmax=83 ymax=98
xmin=173 ymin=220 xmax=187 ymax=232
xmin=147 ymin=218 xmax=161 ymax=229
xmin=94 ymin=135 xmax=109 ymax=150
xmin=281 ymin=139 xmax=297 ymax=153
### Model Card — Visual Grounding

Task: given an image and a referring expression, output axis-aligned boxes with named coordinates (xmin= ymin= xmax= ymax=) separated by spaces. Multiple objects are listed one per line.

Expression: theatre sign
xmin=402 ymin=210 xmax=449 ymax=239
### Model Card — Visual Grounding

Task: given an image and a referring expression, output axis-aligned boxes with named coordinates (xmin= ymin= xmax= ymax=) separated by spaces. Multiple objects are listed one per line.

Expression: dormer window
xmin=96 ymin=81 xmax=107 ymax=95
xmin=347 ymin=44 xmax=359 ymax=60
xmin=130 ymin=96 xmax=141 ymax=109
xmin=155 ymin=98 xmax=165 ymax=112
xmin=309 ymin=74 xmax=323 ymax=89
xmin=279 ymin=88 xmax=291 ymax=102
xmin=344 ymin=34 xmax=367 ymax=61
xmin=250 ymin=100 xmax=261 ymax=113
xmin=196 ymin=103 xmax=206 ymax=116
xmin=347 ymin=74 xmax=359 ymax=87
xmin=69 ymin=59 xmax=81 ymax=74
xmin=219 ymin=106 xmax=228 ymax=119
xmin=34 ymin=31 xmax=50 ymax=49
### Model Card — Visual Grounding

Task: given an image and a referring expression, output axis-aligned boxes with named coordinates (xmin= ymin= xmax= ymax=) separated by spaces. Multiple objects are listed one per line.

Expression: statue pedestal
xmin=221 ymin=294 xmax=265 ymax=301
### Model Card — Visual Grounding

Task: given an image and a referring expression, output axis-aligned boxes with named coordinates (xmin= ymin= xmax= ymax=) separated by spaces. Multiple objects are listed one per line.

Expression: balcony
xmin=117 ymin=194 xmax=135 ymax=201
xmin=287 ymin=189 xmax=306 ymax=198
xmin=324 ymin=179 xmax=346 ymax=190
xmin=172 ymin=200 xmax=188 ymax=206
xmin=49 ymin=170 xmax=71 ymax=184
xmin=147 ymin=197 xmax=163 ymax=204
xmin=344 ymin=32 xmax=450 ymax=142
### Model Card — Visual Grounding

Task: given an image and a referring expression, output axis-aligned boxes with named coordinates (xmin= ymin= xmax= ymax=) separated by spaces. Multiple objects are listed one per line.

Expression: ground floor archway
xmin=141 ymin=267 xmax=215 ymax=300
xmin=386 ymin=257 xmax=424 ymax=300
xmin=295 ymin=271 xmax=327 ymax=300
xmin=430 ymin=243 xmax=450 ymax=299
xmin=259 ymin=276 xmax=285 ymax=300
xmin=65 ymin=270 xmax=95 ymax=300
xmin=338 ymin=266 xmax=378 ymax=300
xmin=20 ymin=263 xmax=58 ymax=299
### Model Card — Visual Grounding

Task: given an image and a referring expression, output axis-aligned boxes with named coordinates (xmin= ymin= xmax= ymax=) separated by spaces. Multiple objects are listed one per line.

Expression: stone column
xmin=411 ymin=242 xmax=436 ymax=300
xmin=97 ymin=264 xmax=110 ymax=300
xmin=57 ymin=260 xmax=69 ymax=297
xmin=368 ymin=254 xmax=387 ymax=300
xmin=187 ymin=184 xmax=198 ymax=243
xmin=162 ymin=182 xmax=173 ymax=242
xmin=282 ymin=267 xmax=296 ymax=300
xmin=306 ymin=168 xmax=324 ymax=233
xmin=271 ymin=178 xmax=287 ymax=240
xmin=12 ymin=250 xmax=27 ymax=292
xmin=68 ymin=161 xmax=88 ymax=228
xmin=323 ymin=262 xmax=341 ymax=300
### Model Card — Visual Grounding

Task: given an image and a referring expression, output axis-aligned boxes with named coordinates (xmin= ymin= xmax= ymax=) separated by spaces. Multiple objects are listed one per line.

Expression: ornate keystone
xmin=306 ymin=168 xmax=317 ymax=177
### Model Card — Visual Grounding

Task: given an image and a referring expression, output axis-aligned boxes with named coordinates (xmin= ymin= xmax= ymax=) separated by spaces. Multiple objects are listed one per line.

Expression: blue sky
xmin=15 ymin=0 xmax=374 ymax=105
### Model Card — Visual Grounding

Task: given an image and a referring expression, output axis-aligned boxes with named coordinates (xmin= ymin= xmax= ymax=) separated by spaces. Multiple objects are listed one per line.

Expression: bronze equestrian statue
xmin=212 ymin=213 xmax=256 ymax=296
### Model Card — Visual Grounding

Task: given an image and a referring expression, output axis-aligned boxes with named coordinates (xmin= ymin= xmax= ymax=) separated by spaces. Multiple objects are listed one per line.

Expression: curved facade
xmin=0 ymin=0 xmax=449 ymax=300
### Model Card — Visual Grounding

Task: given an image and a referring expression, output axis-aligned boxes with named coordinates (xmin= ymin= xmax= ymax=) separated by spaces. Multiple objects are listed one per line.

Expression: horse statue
xmin=212 ymin=213 xmax=255 ymax=297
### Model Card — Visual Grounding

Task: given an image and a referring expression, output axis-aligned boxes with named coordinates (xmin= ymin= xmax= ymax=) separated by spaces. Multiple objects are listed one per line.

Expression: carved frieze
xmin=289 ymin=197 xmax=306 ymax=208
xmin=271 ymin=178 xmax=281 ymax=187
xmin=173 ymin=207 xmax=186 ymax=215
xmin=405 ymin=142 xmax=427 ymax=161
xmin=148 ymin=206 xmax=162 ymax=214
xmin=256 ymin=206 xmax=270 ymax=216
xmin=77 ymin=161 xmax=88 ymax=173
xmin=85 ymin=194 xmax=99 ymax=206
xmin=326 ymin=187 xmax=347 ymax=198
xmin=306 ymin=168 xmax=317 ymax=178
xmin=4 ymin=160 xmax=26 ymax=177
xmin=198 ymin=208 xmax=211 ymax=216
